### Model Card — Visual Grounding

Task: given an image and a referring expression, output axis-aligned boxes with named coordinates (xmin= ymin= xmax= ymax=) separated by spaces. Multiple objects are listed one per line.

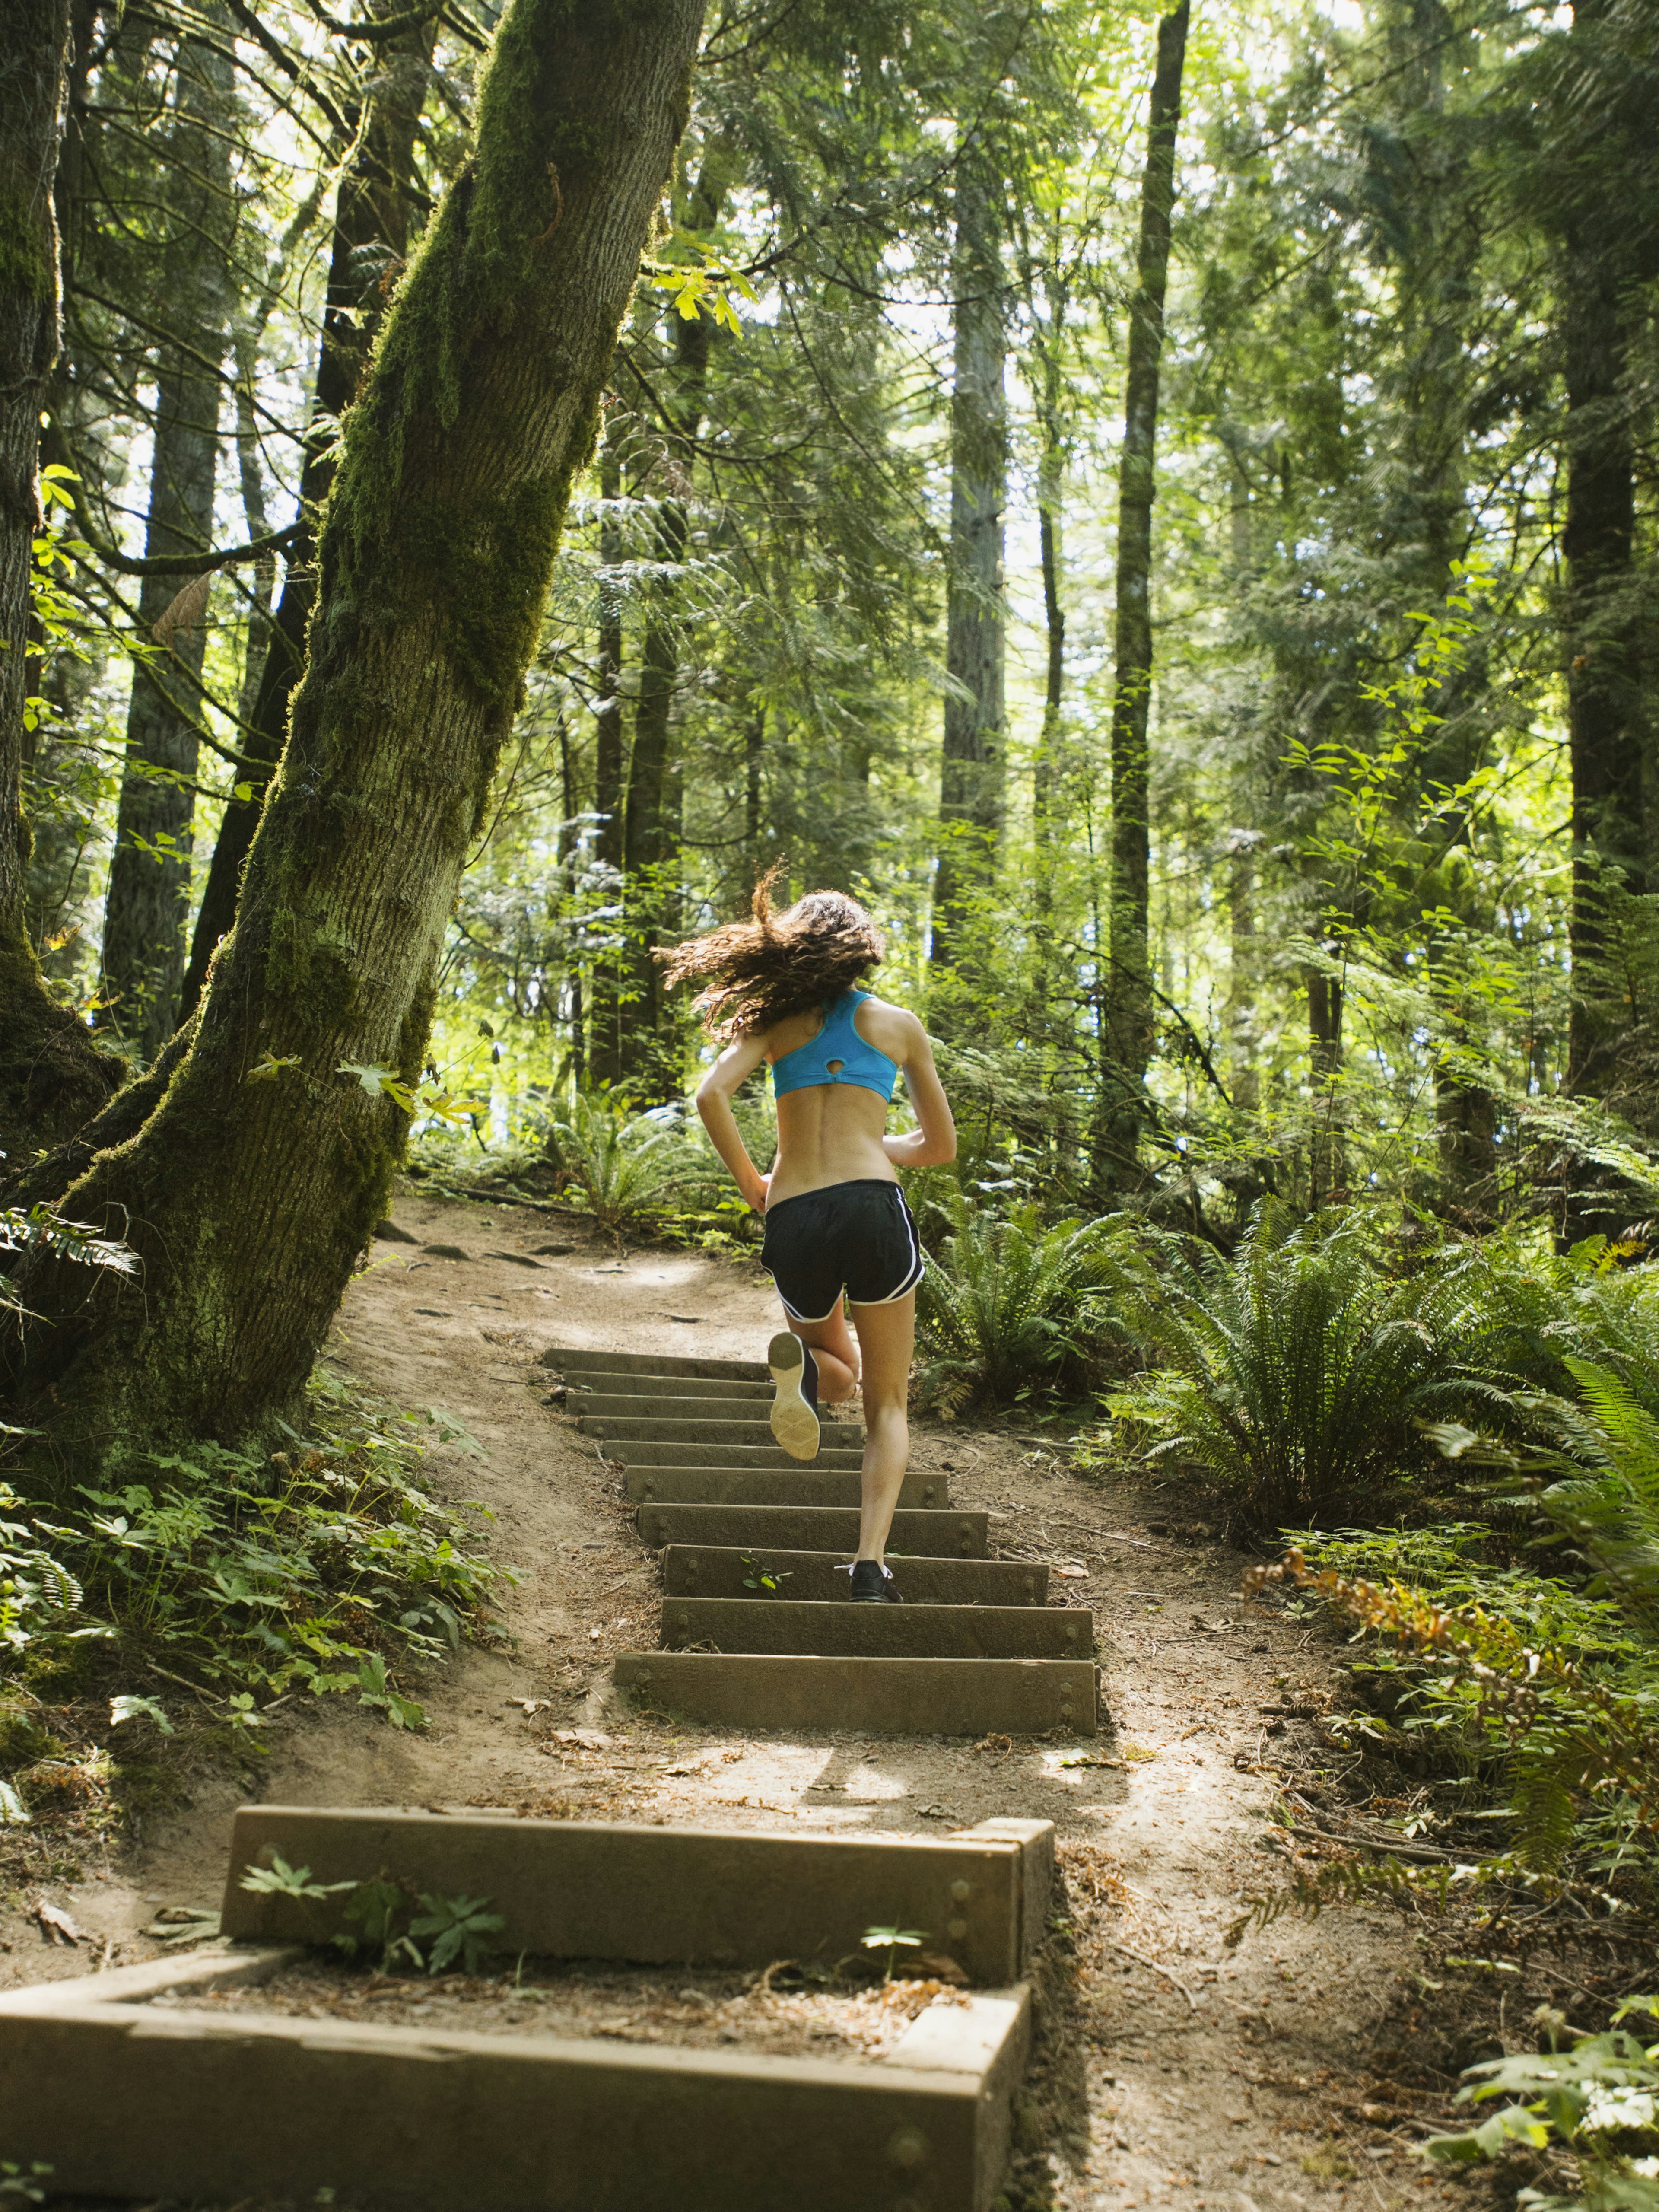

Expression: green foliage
xmin=912 ymin=1193 xmax=1131 ymax=1411
xmin=239 ymin=1851 xmax=356 ymax=1903
xmin=1106 ymin=1206 xmax=1475 ymax=1528
xmin=1425 ymin=1998 xmax=1659 ymax=2212
xmin=409 ymin=1890 xmax=505 ymax=1975
xmin=546 ymin=1092 xmax=719 ymax=1235
xmin=860 ymin=1924 xmax=926 ymax=1983
xmin=0 ymin=1371 xmax=501 ymax=1732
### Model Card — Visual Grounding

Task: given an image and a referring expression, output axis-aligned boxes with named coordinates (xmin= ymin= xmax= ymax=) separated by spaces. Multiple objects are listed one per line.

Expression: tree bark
xmin=616 ymin=141 xmax=733 ymax=1098
xmin=3 ymin=0 xmax=706 ymax=1471
xmin=1560 ymin=0 xmax=1650 ymax=1095
xmin=98 ymin=4 xmax=236 ymax=1065
xmin=585 ymin=403 xmax=628 ymax=1085
xmin=178 ymin=6 xmax=438 ymax=1021
xmin=0 ymin=0 xmax=123 ymax=1168
xmin=930 ymin=141 xmax=1007 ymax=993
xmin=1099 ymin=0 xmax=1189 ymax=1184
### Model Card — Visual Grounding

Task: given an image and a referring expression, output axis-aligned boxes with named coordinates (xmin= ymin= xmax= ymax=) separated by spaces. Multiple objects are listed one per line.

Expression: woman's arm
xmin=694 ymin=1033 xmax=772 ymax=1211
xmin=883 ymin=1014 xmax=957 ymax=1168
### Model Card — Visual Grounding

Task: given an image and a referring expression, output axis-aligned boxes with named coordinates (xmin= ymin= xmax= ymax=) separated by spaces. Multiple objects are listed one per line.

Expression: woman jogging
xmin=661 ymin=876 xmax=956 ymax=1602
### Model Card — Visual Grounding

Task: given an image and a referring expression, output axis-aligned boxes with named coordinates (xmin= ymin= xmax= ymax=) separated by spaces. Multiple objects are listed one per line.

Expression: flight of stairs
xmin=548 ymin=1345 xmax=1100 ymax=1738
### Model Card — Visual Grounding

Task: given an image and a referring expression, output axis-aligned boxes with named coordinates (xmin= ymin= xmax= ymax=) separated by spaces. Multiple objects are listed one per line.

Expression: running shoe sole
xmin=767 ymin=1330 xmax=820 ymax=1462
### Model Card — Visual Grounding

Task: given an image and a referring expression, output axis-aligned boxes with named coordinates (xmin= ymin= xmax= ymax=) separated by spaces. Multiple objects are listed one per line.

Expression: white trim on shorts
xmin=773 ymin=1206 xmax=925 ymax=1322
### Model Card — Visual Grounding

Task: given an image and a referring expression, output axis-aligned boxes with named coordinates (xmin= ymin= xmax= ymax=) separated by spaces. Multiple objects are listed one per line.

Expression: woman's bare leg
xmin=846 ymin=1292 xmax=915 ymax=1562
xmin=785 ymin=1299 xmax=859 ymax=1403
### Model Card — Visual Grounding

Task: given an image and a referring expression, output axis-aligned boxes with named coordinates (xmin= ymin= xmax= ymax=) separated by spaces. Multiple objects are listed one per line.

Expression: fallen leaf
xmin=508 ymin=1699 xmax=550 ymax=1714
xmin=35 ymin=1899 xmax=82 ymax=1945
xmin=553 ymin=1729 xmax=614 ymax=1750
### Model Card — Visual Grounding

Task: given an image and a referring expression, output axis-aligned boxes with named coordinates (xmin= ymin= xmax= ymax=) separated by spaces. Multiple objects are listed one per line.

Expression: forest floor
xmin=2 ymin=1180 xmax=1641 ymax=2211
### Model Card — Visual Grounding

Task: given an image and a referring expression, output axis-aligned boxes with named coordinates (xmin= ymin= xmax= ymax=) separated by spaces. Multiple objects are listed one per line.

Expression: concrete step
xmin=616 ymin=1652 xmax=1097 ymax=1737
xmin=604 ymin=1439 xmax=866 ymax=1470
xmin=661 ymin=1598 xmax=1095 ymax=1661
xmin=544 ymin=1345 xmax=768 ymax=1381
xmin=662 ymin=1545 xmax=1049 ymax=1607
xmin=222 ymin=1805 xmax=1055 ymax=1984
xmin=578 ymin=1414 xmax=867 ymax=1450
xmin=638 ymin=1503 xmax=990 ymax=1554
xmin=625 ymin=1467 xmax=946 ymax=1511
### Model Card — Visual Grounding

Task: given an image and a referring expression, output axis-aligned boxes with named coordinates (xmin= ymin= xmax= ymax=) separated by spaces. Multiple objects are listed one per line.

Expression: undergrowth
xmin=0 ymin=1363 xmax=504 ymax=1817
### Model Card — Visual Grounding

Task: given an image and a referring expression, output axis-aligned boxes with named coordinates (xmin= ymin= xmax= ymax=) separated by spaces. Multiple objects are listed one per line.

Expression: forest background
xmin=4 ymin=3 xmax=1659 ymax=2190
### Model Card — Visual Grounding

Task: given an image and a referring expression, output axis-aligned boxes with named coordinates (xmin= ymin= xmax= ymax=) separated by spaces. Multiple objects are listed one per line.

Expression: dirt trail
xmin=13 ymin=1184 xmax=1452 ymax=2212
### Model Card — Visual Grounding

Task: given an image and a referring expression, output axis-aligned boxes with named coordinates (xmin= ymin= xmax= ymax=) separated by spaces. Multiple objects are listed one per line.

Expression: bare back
xmin=764 ymin=996 xmax=913 ymax=1203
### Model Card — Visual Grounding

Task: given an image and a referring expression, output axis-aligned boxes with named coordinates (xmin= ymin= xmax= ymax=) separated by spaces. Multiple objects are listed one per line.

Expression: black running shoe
xmin=848 ymin=1559 xmax=903 ymax=1604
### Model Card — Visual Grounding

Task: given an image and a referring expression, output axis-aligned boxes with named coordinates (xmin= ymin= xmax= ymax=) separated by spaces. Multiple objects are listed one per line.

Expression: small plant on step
xmin=239 ymin=1851 xmax=357 ymax=1903
xmin=337 ymin=1878 xmax=423 ymax=1972
xmin=739 ymin=1556 xmax=792 ymax=1595
xmin=861 ymin=1924 xmax=926 ymax=1983
xmin=410 ymin=1890 xmax=505 ymax=1974
xmin=0 ymin=2162 xmax=52 ymax=2206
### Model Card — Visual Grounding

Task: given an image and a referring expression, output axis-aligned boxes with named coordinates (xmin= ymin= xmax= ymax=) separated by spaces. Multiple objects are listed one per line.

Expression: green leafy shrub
xmin=913 ymin=1195 xmax=1132 ymax=1410
xmin=546 ymin=1092 xmax=719 ymax=1236
xmin=1425 ymin=1996 xmax=1659 ymax=2211
xmin=0 ymin=1371 xmax=502 ymax=1735
xmin=1106 ymin=1204 xmax=1477 ymax=1529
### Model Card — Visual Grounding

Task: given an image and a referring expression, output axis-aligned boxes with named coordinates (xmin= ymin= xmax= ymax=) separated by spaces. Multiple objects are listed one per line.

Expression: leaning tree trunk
xmin=3 ymin=0 xmax=706 ymax=1473
xmin=178 ymin=2 xmax=439 ymax=1021
xmin=97 ymin=4 xmax=235 ymax=1066
xmin=929 ymin=140 xmax=1007 ymax=1001
xmin=1097 ymin=0 xmax=1189 ymax=1188
xmin=0 ymin=0 xmax=123 ymax=1168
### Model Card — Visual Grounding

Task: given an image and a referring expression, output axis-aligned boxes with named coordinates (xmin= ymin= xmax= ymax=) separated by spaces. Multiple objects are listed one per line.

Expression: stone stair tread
xmin=661 ymin=1545 xmax=1049 ymax=1606
xmin=660 ymin=1597 xmax=1094 ymax=1660
xmin=616 ymin=1651 xmax=1096 ymax=1737
xmin=637 ymin=1504 xmax=990 ymax=1555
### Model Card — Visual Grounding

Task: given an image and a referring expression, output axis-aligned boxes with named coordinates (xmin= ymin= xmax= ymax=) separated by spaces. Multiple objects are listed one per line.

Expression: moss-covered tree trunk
xmin=0 ymin=0 xmax=123 ymax=1170
xmin=3 ymin=0 xmax=705 ymax=1471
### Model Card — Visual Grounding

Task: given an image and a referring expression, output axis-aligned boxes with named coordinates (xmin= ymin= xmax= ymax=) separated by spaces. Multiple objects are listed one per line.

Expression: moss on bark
xmin=1 ymin=0 xmax=706 ymax=1482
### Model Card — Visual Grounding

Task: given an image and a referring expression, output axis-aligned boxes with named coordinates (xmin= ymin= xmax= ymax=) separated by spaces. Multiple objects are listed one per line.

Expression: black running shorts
xmin=760 ymin=1178 xmax=925 ymax=1323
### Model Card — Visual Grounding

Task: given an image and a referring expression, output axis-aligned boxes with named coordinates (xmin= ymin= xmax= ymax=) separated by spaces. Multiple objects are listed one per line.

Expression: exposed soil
xmin=3 ymin=1179 xmax=1643 ymax=2211
xmin=148 ymin=1954 xmax=975 ymax=2063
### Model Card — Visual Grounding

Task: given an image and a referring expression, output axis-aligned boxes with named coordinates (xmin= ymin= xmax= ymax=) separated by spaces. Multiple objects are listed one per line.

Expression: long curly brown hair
xmin=657 ymin=869 xmax=885 ymax=1041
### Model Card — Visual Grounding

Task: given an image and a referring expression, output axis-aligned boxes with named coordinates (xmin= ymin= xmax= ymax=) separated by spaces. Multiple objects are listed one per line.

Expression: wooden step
xmin=578 ymin=1414 xmax=866 ymax=1451
xmin=543 ymin=1345 xmax=768 ymax=1381
xmin=661 ymin=1546 xmax=1049 ymax=1607
xmin=616 ymin=1652 xmax=1098 ymax=1738
xmin=624 ymin=1467 xmax=945 ymax=1511
xmin=637 ymin=1504 xmax=990 ymax=1555
xmin=660 ymin=1597 xmax=1094 ymax=1660
xmin=559 ymin=1371 xmax=774 ymax=1407
xmin=605 ymin=1439 xmax=866 ymax=1471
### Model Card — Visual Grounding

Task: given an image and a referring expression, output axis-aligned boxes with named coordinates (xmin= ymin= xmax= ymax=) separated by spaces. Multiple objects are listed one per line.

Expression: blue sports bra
xmin=770 ymin=990 xmax=899 ymax=1103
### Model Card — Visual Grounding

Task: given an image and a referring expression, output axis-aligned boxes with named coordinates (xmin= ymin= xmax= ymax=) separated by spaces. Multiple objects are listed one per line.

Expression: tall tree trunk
xmin=98 ymin=5 xmax=235 ymax=1065
xmin=616 ymin=142 xmax=733 ymax=1098
xmin=1307 ymin=964 xmax=1345 ymax=1204
xmin=1031 ymin=338 xmax=1064 ymax=1028
xmin=585 ymin=404 xmax=628 ymax=1085
xmin=1561 ymin=0 xmax=1648 ymax=1096
xmin=0 ymin=0 xmax=123 ymax=1166
xmin=3 ymin=0 xmax=706 ymax=1470
xmin=930 ymin=142 xmax=1006 ymax=996
xmin=178 ymin=6 xmax=438 ymax=1020
xmin=1098 ymin=0 xmax=1189 ymax=1187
